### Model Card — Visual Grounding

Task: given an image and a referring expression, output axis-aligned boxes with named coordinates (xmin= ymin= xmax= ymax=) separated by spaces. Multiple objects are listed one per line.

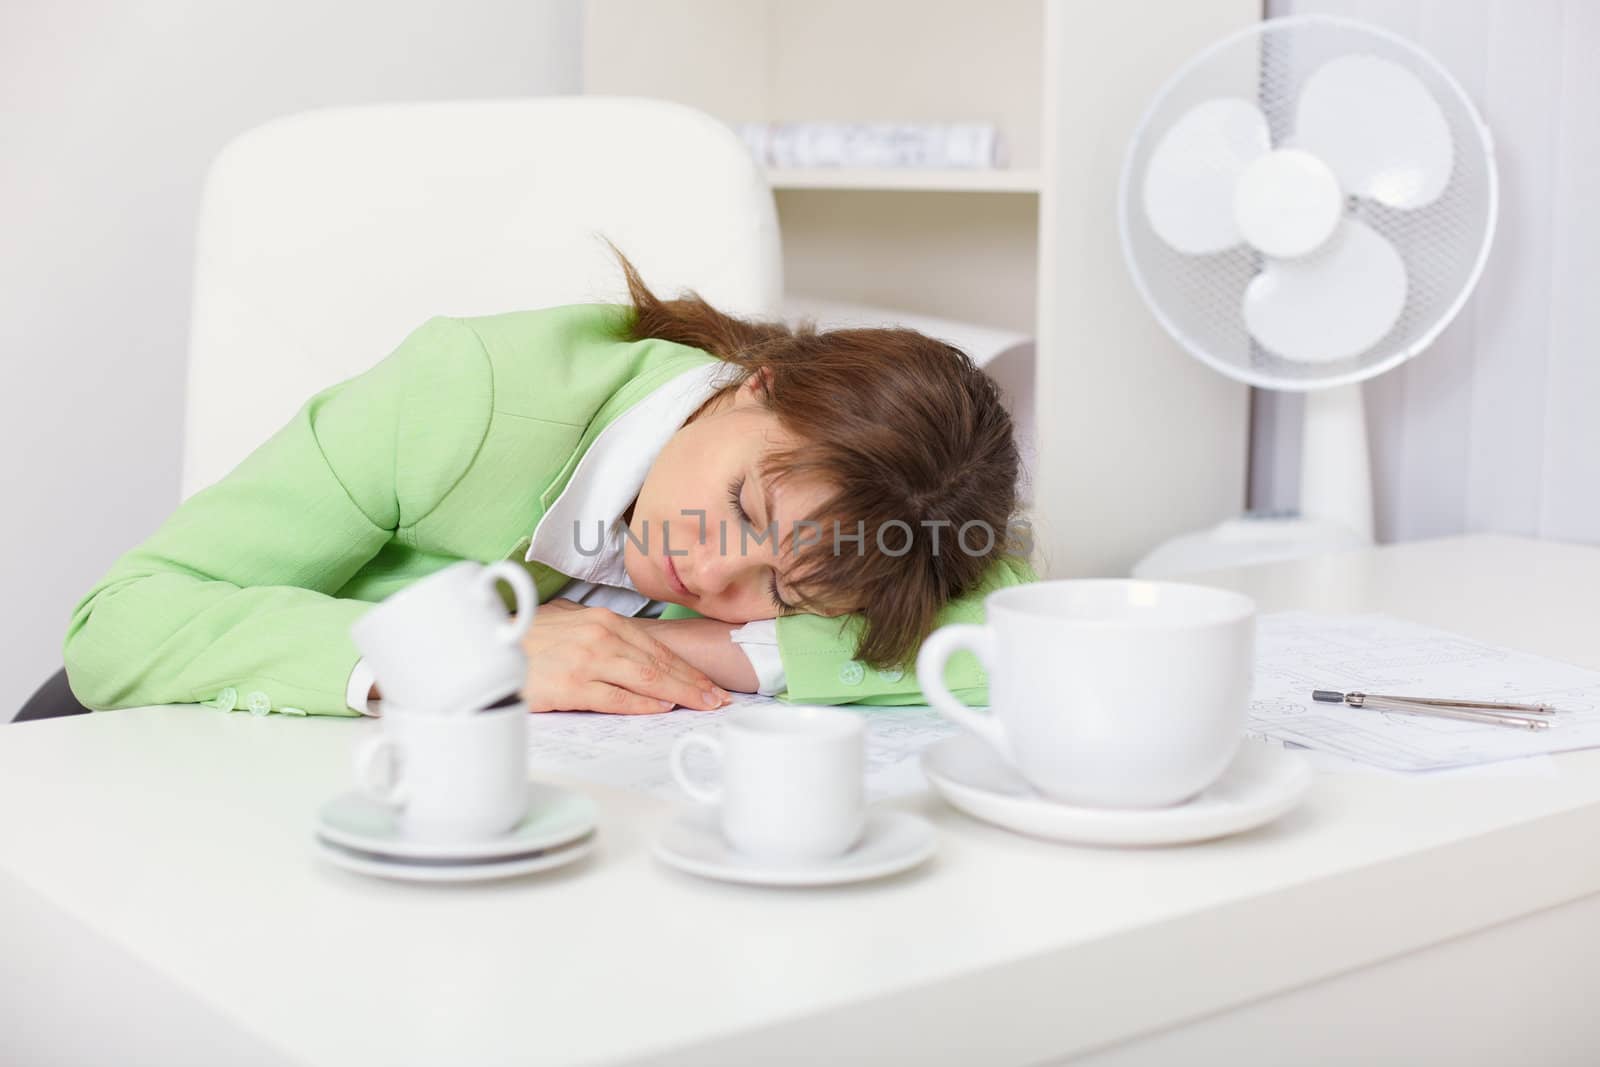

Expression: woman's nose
xmin=689 ymin=535 xmax=759 ymax=601
xmin=688 ymin=538 xmax=735 ymax=595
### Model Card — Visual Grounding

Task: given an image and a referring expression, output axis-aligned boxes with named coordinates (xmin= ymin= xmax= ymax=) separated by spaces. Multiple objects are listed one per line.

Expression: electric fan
xmin=1119 ymin=14 xmax=1497 ymax=577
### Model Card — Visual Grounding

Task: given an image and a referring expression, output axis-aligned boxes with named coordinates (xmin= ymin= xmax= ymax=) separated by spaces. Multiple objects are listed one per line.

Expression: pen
xmin=1311 ymin=690 xmax=1555 ymax=731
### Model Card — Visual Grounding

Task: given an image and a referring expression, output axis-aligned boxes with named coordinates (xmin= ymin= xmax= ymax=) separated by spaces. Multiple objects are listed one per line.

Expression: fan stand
xmin=1130 ymin=382 xmax=1374 ymax=579
xmin=1300 ymin=382 xmax=1374 ymax=542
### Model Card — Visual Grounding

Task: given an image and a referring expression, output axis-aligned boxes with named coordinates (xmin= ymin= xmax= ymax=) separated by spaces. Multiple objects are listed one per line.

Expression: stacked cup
xmin=348 ymin=560 xmax=537 ymax=842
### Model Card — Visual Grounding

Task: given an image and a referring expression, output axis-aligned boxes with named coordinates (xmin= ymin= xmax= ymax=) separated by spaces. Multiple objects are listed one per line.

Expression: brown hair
xmin=614 ymin=251 xmax=1022 ymax=668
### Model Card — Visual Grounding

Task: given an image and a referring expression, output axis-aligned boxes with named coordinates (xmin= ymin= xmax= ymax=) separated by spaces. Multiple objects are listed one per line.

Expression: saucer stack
xmin=314 ymin=782 xmax=597 ymax=883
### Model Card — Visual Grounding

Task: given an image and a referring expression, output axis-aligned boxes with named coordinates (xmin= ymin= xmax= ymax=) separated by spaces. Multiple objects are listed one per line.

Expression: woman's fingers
xmin=581 ymin=611 xmax=727 ymax=700
xmin=608 ymin=639 xmax=727 ymax=705
xmin=523 ymin=663 xmax=674 ymax=715
xmin=569 ymin=683 xmax=675 ymax=716
xmin=592 ymin=651 xmax=725 ymax=711
xmin=518 ymin=605 xmax=732 ymax=715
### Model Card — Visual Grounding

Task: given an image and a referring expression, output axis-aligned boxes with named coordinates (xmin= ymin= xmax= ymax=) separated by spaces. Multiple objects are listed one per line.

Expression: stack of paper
xmin=1249 ymin=613 xmax=1600 ymax=772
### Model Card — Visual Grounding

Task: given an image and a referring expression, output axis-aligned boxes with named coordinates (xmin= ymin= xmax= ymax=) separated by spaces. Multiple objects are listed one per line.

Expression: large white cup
xmin=670 ymin=706 xmax=865 ymax=863
xmin=351 ymin=560 xmax=536 ymax=713
xmin=353 ymin=704 xmax=530 ymax=841
xmin=917 ymin=579 xmax=1256 ymax=809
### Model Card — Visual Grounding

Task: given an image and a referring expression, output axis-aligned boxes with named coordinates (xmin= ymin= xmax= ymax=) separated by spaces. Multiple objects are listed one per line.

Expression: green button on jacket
xmin=63 ymin=304 xmax=1032 ymax=716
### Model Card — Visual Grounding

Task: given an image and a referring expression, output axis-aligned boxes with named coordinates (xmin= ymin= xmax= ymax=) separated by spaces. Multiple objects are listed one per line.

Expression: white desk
xmin=4 ymin=534 xmax=1600 ymax=1066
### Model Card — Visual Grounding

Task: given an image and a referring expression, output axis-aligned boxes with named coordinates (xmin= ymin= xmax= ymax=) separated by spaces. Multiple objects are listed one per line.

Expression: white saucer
xmin=316 ymin=782 xmax=597 ymax=861
xmin=922 ymin=734 xmax=1312 ymax=847
xmin=315 ymin=832 xmax=594 ymax=883
xmin=654 ymin=809 xmax=936 ymax=887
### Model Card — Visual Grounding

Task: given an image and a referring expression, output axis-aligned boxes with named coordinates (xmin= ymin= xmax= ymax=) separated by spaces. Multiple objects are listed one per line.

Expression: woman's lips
xmin=663 ymin=554 xmax=693 ymax=599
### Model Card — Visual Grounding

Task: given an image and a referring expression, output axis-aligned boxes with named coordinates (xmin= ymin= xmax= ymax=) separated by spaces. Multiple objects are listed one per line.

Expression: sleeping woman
xmin=62 ymin=252 xmax=1033 ymax=718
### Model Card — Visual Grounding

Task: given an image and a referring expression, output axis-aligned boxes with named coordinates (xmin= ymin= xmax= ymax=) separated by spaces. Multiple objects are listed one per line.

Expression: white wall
xmin=1251 ymin=0 xmax=1600 ymax=547
xmin=1 ymin=0 xmax=582 ymax=719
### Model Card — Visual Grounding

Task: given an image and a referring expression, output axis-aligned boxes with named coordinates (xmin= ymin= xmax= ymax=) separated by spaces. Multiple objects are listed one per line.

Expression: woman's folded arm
xmin=62 ymin=317 xmax=493 ymax=715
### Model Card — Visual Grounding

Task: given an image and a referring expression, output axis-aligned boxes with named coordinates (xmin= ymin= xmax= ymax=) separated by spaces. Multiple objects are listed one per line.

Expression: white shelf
xmin=766 ymin=167 xmax=1042 ymax=193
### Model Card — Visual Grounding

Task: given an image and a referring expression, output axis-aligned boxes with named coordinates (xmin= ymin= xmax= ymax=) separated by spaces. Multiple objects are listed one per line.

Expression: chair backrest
xmin=182 ymin=96 xmax=781 ymax=498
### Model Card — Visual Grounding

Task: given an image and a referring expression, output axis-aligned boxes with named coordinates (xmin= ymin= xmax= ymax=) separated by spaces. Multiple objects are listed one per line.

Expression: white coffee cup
xmin=353 ymin=703 xmax=530 ymax=841
xmin=917 ymin=579 xmax=1256 ymax=809
xmin=670 ymin=706 xmax=865 ymax=863
xmin=351 ymin=560 xmax=536 ymax=713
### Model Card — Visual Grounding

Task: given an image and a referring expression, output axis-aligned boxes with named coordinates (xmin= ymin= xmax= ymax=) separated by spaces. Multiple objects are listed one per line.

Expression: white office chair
xmin=182 ymin=95 xmax=782 ymax=498
xmin=18 ymin=96 xmax=780 ymax=722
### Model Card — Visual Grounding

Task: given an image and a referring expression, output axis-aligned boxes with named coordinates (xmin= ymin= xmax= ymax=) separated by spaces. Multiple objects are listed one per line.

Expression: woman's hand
xmin=518 ymin=604 xmax=732 ymax=714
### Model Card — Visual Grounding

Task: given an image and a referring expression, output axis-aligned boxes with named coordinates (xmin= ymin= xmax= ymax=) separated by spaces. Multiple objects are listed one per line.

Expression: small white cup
xmin=353 ymin=704 xmax=530 ymax=841
xmin=917 ymin=579 xmax=1256 ymax=809
xmin=670 ymin=706 xmax=865 ymax=863
xmin=351 ymin=560 xmax=536 ymax=713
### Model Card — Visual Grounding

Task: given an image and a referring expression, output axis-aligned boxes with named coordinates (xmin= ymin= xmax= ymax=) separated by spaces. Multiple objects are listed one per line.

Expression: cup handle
xmin=481 ymin=561 xmax=537 ymax=645
xmin=669 ymin=731 xmax=724 ymax=804
xmin=916 ymin=623 xmax=1012 ymax=760
xmin=353 ymin=735 xmax=407 ymax=808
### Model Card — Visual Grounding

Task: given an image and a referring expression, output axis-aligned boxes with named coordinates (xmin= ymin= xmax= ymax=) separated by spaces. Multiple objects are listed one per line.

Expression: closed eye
xmin=730 ymin=476 xmax=792 ymax=613
xmin=726 ymin=476 xmax=752 ymax=523
xmin=767 ymin=570 xmax=793 ymax=614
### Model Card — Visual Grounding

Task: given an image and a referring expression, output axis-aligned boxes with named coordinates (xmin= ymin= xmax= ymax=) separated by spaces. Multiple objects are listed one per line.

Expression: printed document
xmin=1250 ymin=613 xmax=1600 ymax=771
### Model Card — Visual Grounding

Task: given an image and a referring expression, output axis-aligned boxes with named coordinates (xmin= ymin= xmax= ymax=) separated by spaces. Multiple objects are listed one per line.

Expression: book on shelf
xmin=732 ymin=122 xmax=1003 ymax=170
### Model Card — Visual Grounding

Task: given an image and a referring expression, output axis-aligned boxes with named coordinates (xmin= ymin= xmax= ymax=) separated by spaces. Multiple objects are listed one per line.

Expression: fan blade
xmin=1143 ymin=98 xmax=1270 ymax=254
xmin=1293 ymin=55 xmax=1454 ymax=210
xmin=1242 ymin=220 xmax=1407 ymax=363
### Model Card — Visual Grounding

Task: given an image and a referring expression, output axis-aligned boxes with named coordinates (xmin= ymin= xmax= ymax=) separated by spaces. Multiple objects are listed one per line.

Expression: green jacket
xmin=63 ymin=304 xmax=1032 ymax=717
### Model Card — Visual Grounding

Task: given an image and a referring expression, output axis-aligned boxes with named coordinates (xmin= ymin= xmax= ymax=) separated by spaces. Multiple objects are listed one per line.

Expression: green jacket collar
xmin=537 ymin=348 xmax=720 ymax=513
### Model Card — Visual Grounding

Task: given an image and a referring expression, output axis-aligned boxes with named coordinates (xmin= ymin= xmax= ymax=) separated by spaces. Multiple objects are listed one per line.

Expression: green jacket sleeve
xmin=774 ymin=555 xmax=1037 ymax=706
xmin=62 ymin=316 xmax=493 ymax=716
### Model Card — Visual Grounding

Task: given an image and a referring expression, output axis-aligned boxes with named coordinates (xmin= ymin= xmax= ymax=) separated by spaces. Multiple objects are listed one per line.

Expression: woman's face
xmin=625 ymin=374 xmax=841 ymax=624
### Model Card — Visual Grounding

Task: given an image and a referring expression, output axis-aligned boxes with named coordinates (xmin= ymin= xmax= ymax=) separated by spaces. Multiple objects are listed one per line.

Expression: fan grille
xmin=1118 ymin=15 xmax=1497 ymax=390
